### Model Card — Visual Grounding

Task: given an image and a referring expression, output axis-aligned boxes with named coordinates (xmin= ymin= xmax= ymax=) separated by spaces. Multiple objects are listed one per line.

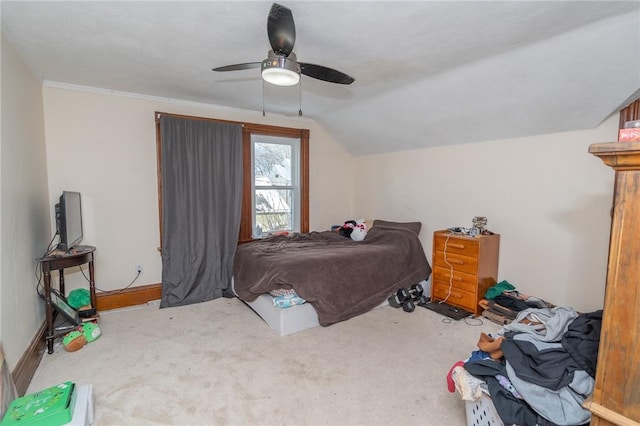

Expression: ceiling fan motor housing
xmin=262 ymin=51 xmax=300 ymax=86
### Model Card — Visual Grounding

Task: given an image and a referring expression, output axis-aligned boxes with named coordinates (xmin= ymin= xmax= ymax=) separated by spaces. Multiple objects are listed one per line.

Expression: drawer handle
xmin=443 ymin=273 xmax=463 ymax=282
xmin=446 ymin=258 xmax=464 ymax=265
xmin=448 ymin=243 xmax=465 ymax=249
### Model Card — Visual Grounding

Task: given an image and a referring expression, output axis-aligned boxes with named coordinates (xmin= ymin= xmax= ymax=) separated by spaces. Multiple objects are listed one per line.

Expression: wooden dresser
xmin=585 ymin=141 xmax=640 ymax=425
xmin=431 ymin=230 xmax=500 ymax=316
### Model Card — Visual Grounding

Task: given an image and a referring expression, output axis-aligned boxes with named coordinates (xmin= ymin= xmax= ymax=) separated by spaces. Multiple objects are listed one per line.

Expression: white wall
xmin=353 ymin=116 xmax=619 ymax=313
xmin=42 ymin=85 xmax=354 ymax=293
xmin=0 ymin=34 xmax=51 ymax=369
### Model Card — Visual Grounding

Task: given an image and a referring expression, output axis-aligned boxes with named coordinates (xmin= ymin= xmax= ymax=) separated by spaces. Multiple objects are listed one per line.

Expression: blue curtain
xmin=159 ymin=115 xmax=242 ymax=307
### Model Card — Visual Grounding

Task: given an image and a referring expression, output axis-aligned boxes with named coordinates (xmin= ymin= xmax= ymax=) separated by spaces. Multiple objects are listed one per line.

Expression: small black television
xmin=55 ymin=191 xmax=83 ymax=251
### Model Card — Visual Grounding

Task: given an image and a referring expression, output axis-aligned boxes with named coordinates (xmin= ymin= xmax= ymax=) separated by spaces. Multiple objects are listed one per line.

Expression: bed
xmin=232 ymin=220 xmax=432 ymax=334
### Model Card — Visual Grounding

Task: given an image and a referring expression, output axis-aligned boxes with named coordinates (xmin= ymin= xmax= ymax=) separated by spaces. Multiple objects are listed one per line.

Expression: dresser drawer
xmin=433 ymin=251 xmax=478 ymax=275
xmin=431 ymin=282 xmax=477 ymax=312
xmin=432 ymin=267 xmax=478 ymax=293
xmin=434 ymin=233 xmax=479 ymax=257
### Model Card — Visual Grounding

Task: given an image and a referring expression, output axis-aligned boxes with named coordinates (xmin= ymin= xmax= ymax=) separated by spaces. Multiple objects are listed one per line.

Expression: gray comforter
xmin=233 ymin=226 xmax=431 ymax=326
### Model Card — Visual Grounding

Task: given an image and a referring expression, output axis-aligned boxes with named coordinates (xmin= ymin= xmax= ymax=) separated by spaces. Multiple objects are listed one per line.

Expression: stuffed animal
xmin=62 ymin=321 xmax=101 ymax=352
xmin=79 ymin=321 xmax=101 ymax=343
xmin=338 ymin=220 xmax=357 ymax=238
xmin=338 ymin=219 xmax=368 ymax=240
xmin=350 ymin=221 xmax=367 ymax=241
xmin=67 ymin=288 xmax=91 ymax=310
xmin=62 ymin=331 xmax=87 ymax=352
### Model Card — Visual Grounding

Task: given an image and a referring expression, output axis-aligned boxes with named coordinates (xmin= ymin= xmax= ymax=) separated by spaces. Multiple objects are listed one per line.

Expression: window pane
xmin=255 ymin=189 xmax=293 ymax=233
xmin=254 ymin=142 xmax=292 ymax=186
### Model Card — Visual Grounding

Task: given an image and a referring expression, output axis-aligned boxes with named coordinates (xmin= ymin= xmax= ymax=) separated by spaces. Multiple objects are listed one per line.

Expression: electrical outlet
xmin=136 ymin=264 xmax=143 ymax=274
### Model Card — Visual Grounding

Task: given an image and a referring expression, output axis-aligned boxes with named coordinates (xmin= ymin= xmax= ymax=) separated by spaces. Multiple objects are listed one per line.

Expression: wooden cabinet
xmin=586 ymin=141 xmax=640 ymax=425
xmin=431 ymin=230 xmax=500 ymax=316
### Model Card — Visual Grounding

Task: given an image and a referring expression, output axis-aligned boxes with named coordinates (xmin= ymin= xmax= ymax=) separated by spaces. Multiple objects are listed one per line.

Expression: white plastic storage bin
xmin=465 ymin=392 xmax=504 ymax=426
xmin=245 ymin=293 xmax=320 ymax=336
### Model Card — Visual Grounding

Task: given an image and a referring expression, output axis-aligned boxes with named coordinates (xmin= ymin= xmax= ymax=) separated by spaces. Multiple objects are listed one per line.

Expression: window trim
xmin=251 ymin=135 xmax=300 ymax=235
xmin=240 ymin=123 xmax=309 ymax=243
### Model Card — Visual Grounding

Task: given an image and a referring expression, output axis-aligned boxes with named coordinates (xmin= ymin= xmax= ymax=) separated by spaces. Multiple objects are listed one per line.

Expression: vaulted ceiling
xmin=2 ymin=1 xmax=639 ymax=155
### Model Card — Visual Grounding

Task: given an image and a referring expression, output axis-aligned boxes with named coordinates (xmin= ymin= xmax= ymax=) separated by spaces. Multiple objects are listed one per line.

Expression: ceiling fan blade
xmin=267 ymin=3 xmax=296 ymax=57
xmin=300 ymin=63 xmax=355 ymax=85
xmin=212 ymin=62 xmax=261 ymax=72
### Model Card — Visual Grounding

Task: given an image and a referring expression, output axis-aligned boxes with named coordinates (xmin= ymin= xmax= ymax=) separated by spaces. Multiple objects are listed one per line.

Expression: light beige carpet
xmin=27 ymin=298 xmax=499 ymax=425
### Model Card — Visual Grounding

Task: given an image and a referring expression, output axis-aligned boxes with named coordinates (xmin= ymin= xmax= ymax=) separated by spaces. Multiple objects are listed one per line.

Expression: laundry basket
xmin=465 ymin=392 xmax=504 ymax=426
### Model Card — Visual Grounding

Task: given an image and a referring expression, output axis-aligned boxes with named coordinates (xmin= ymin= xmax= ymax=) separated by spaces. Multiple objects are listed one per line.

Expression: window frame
xmin=240 ymin=123 xmax=309 ymax=243
xmin=251 ymin=135 xmax=301 ymax=235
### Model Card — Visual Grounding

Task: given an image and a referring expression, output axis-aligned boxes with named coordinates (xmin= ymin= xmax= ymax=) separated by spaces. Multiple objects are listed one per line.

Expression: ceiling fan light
xmin=262 ymin=57 xmax=300 ymax=86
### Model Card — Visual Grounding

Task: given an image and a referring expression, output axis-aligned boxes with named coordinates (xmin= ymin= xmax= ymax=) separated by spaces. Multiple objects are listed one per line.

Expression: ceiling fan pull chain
xmin=262 ymin=78 xmax=266 ymax=117
xmin=298 ymin=79 xmax=303 ymax=116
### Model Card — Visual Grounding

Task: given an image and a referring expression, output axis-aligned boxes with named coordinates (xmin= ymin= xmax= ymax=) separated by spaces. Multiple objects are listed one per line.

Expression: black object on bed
xmin=233 ymin=223 xmax=432 ymax=327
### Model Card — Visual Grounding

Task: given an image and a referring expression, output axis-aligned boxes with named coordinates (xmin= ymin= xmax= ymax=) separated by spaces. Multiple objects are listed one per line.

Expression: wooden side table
xmin=39 ymin=246 xmax=97 ymax=353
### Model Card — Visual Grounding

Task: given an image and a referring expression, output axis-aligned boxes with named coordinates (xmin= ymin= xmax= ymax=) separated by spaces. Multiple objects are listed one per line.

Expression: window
xmin=239 ymin=123 xmax=309 ymax=243
xmin=252 ymin=135 xmax=300 ymax=235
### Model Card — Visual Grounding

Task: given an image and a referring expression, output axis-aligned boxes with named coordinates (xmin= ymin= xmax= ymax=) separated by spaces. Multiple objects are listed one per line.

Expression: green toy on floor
xmin=63 ymin=321 xmax=101 ymax=352
xmin=63 ymin=288 xmax=101 ymax=352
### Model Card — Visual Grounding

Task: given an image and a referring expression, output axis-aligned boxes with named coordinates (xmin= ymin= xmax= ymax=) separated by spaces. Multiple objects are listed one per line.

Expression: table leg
xmin=88 ymin=254 xmax=96 ymax=308
xmin=59 ymin=269 xmax=65 ymax=296
xmin=43 ymin=270 xmax=54 ymax=354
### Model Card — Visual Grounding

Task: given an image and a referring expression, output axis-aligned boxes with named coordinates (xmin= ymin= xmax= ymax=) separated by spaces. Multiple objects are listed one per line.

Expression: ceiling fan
xmin=212 ymin=3 xmax=354 ymax=87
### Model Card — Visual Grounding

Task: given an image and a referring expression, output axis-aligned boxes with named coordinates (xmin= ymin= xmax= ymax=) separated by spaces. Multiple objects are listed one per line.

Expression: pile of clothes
xmin=448 ymin=306 xmax=603 ymax=425
xmin=480 ymin=280 xmax=552 ymax=325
